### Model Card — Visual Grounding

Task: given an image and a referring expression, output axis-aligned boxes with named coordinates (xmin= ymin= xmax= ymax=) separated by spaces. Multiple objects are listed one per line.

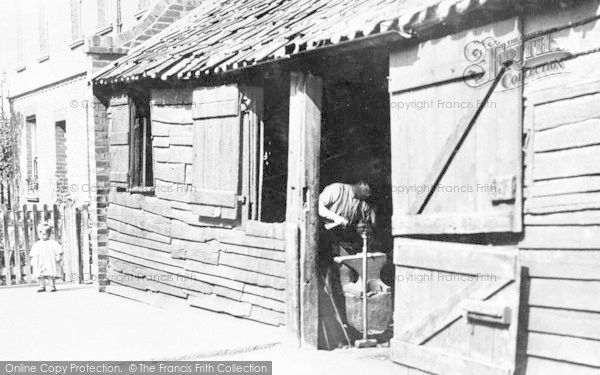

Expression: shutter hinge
xmin=237 ymin=195 xmax=247 ymax=204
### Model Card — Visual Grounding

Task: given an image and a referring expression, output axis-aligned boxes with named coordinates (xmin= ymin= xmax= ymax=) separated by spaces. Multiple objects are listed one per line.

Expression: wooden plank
xmin=525 ymin=192 xmax=600 ymax=214
xmin=534 ymin=145 xmax=600 ymax=180
xmin=221 ymin=243 xmax=284 ymax=262
xmin=2 ymin=209 xmax=12 ymax=285
xmin=249 ymin=305 xmax=285 ymax=326
xmin=535 ymin=118 xmax=600 ymax=152
xmin=529 ymin=306 xmax=600 ymax=340
xmin=520 ymin=226 xmax=600 ymax=249
xmin=109 ymin=230 xmax=172 ymax=253
xmin=188 ymin=293 xmax=251 ymax=317
xmin=534 ymin=92 xmax=600 ymax=131
xmin=393 ymin=211 xmax=518 ymax=235
xmin=245 ymin=220 xmax=285 ymax=240
xmin=525 ymin=211 xmax=600 ymax=225
xmin=521 ymin=250 xmax=600 ymax=280
xmin=525 ymin=356 xmax=600 ymax=375
xmin=218 ymin=251 xmax=285 ymax=276
xmin=154 ymin=162 xmax=186 ymax=184
xmin=108 ymin=204 xmax=171 ymax=237
xmin=107 ymin=218 xmax=170 ymax=243
xmin=188 ymin=189 xmax=237 ymax=208
xmin=243 ymin=283 xmax=285 ymax=302
xmin=527 ymin=332 xmax=600 ymax=367
xmin=184 ymin=259 xmax=286 ymax=290
xmin=192 ymin=85 xmax=239 ymax=119
xmin=109 ymin=240 xmax=181 ymax=268
xmin=140 ymin=196 xmax=173 ymax=218
xmin=153 ymin=136 xmax=170 ymax=148
xmin=154 ymin=146 xmax=194 ymax=164
xmin=173 ymin=239 xmax=220 ymax=265
xmin=394 ymin=238 xmax=518 ymax=279
xmin=218 ymin=229 xmax=285 ymax=251
xmin=529 ymin=279 xmax=600 ymax=312
xmin=212 ymin=285 xmax=242 ymax=300
xmin=527 ymin=176 xmax=600 ymax=197
xmin=170 ymin=220 xmax=213 ymax=242
xmin=390 ymin=339 xmax=512 ymax=375
xmin=241 ymin=292 xmax=285 ymax=312
xmin=152 ymin=122 xmax=171 ymax=137
xmin=108 ymin=192 xmax=143 ymax=209
xmin=11 ymin=210 xmax=21 ymax=283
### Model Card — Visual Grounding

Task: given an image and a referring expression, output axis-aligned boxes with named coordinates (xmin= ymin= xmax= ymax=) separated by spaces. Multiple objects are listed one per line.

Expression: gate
xmin=388 ymin=18 xmax=524 ymax=374
xmin=0 ymin=203 xmax=91 ymax=286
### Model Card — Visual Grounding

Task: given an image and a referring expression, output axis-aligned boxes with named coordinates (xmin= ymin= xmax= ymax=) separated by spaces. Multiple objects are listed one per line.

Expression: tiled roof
xmin=93 ymin=0 xmax=495 ymax=84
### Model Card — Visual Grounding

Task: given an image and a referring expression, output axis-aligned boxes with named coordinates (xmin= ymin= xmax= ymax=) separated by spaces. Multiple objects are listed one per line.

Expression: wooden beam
xmin=287 ymin=71 xmax=322 ymax=348
xmin=393 ymin=238 xmax=518 ymax=279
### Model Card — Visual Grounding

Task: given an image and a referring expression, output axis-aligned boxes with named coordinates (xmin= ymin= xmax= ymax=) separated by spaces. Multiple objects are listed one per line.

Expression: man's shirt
xmin=319 ymin=183 xmax=375 ymax=228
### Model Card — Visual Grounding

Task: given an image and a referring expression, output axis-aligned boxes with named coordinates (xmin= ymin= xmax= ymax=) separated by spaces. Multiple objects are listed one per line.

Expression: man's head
xmin=352 ymin=180 xmax=372 ymax=201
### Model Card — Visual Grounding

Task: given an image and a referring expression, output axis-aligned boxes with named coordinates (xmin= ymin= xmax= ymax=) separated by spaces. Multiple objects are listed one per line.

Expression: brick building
xmin=2 ymin=0 xmax=201 ymax=283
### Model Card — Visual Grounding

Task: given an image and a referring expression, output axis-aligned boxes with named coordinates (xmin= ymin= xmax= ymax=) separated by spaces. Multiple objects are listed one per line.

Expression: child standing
xmin=29 ymin=223 xmax=63 ymax=292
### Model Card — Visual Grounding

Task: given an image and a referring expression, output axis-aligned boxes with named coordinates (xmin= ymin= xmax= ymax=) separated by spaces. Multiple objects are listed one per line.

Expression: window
xmin=38 ymin=0 xmax=48 ymax=57
xmin=129 ymin=97 xmax=153 ymax=189
xmin=26 ymin=116 xmax=38 ymax=198
xmin=70 ymin=0 xmax=82 ymax=42
xmin=15 ymin=3 xmax=24 ymax=69
xmin=108 ymin=94 xmax=153 ymax=191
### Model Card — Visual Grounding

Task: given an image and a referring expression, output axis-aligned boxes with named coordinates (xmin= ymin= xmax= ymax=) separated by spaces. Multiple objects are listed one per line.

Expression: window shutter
xmin=109 ymin=95 xmax=132 ymax=186
xmin=190 ymin=84 xmax=262 ymax=221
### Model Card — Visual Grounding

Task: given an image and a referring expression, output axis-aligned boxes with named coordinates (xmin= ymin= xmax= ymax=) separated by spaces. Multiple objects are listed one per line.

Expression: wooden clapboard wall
xmin=519 ymin=2 xmax=600 ymax=374
xmin=104 ymin=87 xmax=286 ymax=326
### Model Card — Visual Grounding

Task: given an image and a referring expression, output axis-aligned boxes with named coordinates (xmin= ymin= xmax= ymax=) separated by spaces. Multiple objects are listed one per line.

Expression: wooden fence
xmin=0 ymin=203 xmax=91 ymax=286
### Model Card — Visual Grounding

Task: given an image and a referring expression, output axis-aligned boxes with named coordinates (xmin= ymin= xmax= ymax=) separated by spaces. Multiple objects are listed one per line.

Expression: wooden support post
xmin=12 ymin=209 xmax=22 ymax=283
xmin=43 ymin=204 xmax=49 ymax=223
xmin=287 ymin=71 xmax=322 ymax=348
xmin=285 ymin=222 xmax=301 ymax=347
xmin=2 ymin=209 xmax=12 ymax=285
xmin=22 ymin=205 xmax=31 ymax=283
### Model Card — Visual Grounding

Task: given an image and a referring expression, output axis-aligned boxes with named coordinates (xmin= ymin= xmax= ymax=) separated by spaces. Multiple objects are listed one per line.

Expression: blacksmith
xmin=318 ymin=180 xmax=376 ymax=328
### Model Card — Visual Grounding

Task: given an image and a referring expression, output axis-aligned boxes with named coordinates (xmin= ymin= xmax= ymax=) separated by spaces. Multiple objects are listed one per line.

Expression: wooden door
xmin=286 ymin=72 xmax=322 ymax=348
xmin=389 ymin=18 xmax=523 ymax=374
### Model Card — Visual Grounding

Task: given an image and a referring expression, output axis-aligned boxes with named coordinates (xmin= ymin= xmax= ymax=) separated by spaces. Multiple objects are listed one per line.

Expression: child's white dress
xmin=30 ymin=239 xmax=63 ymax=278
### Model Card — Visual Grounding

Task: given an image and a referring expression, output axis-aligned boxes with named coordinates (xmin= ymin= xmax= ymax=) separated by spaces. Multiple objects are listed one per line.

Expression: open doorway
xmin=316 ymin=47 xmax=394 ymax=348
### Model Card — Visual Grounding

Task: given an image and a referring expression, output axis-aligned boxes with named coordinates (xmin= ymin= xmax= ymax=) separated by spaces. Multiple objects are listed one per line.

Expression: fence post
xmin=22 ymin=205 xmax=31 ymax=283
xmin=32 ymin=204 xmax=39 ymax=242
xmin=2 ymin=209 xmax=12 ymax=285
xmin=12 ymin=209 xmax=22 ymax=283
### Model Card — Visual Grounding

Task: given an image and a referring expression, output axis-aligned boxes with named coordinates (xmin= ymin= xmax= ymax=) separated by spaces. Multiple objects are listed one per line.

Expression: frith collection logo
xmin=463 ymin=32 xmax=571 ymax=89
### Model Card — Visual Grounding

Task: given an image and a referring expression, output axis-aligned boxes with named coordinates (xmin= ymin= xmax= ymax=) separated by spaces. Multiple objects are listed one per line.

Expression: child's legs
xmin=48 ymin=276 xmax=55 ymax=288
xmin=38 ymin=277 xmax=46 ymax=288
